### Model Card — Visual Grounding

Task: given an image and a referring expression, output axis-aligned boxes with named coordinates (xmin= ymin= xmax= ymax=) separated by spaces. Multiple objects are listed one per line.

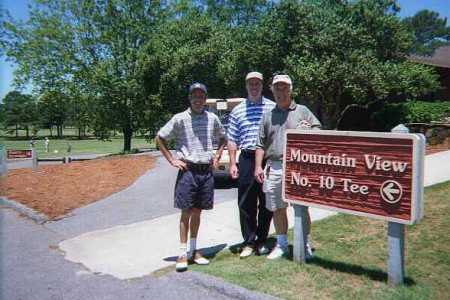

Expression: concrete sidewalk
xmin=423 ymin=150 xmax=450 ymax=186
xmin=0 ymin=208 xmax=275 ymax=300
xmin=59 ymin=150 xmax=450 ymax=280
xmin=60 ymin=203 xmax=335 ymax=279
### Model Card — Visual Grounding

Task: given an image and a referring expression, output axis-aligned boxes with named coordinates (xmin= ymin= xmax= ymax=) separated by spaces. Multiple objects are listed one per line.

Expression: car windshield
xmin=206 ymin=98 xmax=244 ymax=149
xmin=217 ymin=111 xmax=230 ymax=132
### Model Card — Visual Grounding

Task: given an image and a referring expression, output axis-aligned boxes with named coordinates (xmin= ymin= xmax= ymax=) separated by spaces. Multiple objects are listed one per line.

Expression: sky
xmin=1 ymin=0 xmax=450 ymax=100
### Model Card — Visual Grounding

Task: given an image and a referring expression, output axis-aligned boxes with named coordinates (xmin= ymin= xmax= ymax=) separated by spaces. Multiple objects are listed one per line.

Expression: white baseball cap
xmin=272 ymin=74 xmax=292 ymax=86
xmin=245 ymin=71 xmax=263 ymax=81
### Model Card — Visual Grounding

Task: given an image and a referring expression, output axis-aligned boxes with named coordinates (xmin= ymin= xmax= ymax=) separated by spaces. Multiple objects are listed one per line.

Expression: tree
xmin=138 ymin=4 xmax=254 ymax=134
xmin=37 ymin=91 xmax=69 ymax=138
xmin=2 ymin=91 xmax=37 ymax=138
xmin=144 ymin=10 xmax=231 ymax=114
xmin=202 ymin=0 xmax=273 ymax=26
xmin=222 ymin=0 xmax=439 ymax=128
xmin=1 ymin=0 xmax=441 ymax=136
xmin=402 ymin=9 xmax=450 ymax=55
xmin=144 ymin=1 xmax=276 ymax=108
xmin=0 ymin=103 xmax=5 ymax=127
xmin=1 ymin=0 xmax=169 ymax=151
xmin=66 ymin=93 xmax=91 ymax=139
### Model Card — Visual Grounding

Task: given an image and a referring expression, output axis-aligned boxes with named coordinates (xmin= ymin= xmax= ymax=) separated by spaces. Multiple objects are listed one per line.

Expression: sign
xmin=282 ymin=130 xmax=425 ymax=225
xmin=7 ymin=149 xmax=33 ymax=159
xmin=216 ymin=101 xmax=228 ymax=111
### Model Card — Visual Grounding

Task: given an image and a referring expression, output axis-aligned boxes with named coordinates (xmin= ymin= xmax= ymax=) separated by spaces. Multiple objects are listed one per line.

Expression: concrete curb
xmin=168 ymin=271 xmax=279 ymax=300
xmin=0 ymin=197 xmax=48 ymax=224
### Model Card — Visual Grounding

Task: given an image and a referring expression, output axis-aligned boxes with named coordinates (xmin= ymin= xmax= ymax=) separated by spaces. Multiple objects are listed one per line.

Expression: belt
xmin=186 ymin=162 xmax=212 ymax=172
xmin=240 ymin=149 xmax=256 ymax=156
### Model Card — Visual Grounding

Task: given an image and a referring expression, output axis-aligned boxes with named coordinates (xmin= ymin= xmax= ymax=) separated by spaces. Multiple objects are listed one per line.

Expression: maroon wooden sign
xmin=7 ymin=149 xmax=33 ymax=159
xmin=282 ymin=130 xmax=425 ymax=225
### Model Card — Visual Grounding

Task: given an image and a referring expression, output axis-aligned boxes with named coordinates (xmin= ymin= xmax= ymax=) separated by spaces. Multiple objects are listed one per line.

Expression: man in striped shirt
xmin=228 ymin=72 xmax=276 ymax=258
xmin=156 ymin=82 xmax=227 ymax=272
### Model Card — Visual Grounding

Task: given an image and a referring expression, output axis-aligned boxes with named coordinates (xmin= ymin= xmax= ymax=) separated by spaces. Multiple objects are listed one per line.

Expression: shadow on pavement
xmin=163 ymin=243 xmax=228 ymax=262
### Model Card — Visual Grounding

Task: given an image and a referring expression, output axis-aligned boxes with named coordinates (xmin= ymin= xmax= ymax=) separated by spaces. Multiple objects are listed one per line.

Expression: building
xmin=409 ymin=46 xmax=450 ymax=101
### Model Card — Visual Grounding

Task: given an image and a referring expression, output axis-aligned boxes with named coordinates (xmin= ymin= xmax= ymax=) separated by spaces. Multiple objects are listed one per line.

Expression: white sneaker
xmin=176 ymin=255 xmax=188 ymax=272
xmin=239 ymin=246 xmax=254 ymax=258
xmin=267 ymin=246 xmax=288 ymax=260
xmin=258 ymin=244 xmax=270 ymax=255
xmin=190 ymin=251 xmax=210 ymax=265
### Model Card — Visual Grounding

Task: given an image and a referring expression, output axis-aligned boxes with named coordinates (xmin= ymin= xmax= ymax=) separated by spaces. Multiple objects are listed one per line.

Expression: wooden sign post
xmin=283 ymin=128 xmax=425 ymax=285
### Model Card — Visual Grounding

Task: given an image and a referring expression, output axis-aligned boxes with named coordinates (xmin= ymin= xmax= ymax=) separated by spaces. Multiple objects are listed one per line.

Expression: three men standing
xmin=227 ymin=72 xmax=275 ymax=258
xmin=157 ymin=73 xmax=322 ymax=270
xmin=156 ymin=83 xmax=227 ymax=271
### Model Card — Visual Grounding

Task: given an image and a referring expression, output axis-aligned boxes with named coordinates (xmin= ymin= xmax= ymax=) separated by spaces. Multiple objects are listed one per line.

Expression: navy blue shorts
xmin=174 ymin=169 xmax=214 ymax=210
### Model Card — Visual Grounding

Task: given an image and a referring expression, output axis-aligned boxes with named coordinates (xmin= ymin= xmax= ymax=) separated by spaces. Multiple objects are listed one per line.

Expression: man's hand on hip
xmin=171 ymin=159 xmax=187 ymax=171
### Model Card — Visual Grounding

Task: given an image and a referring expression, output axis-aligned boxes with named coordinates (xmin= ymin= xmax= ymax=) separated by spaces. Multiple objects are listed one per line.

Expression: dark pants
xmin=238 ymin=151 xmax=273 ymax=247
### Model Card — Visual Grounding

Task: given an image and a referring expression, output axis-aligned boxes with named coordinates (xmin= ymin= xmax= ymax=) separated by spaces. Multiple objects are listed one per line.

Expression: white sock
xmin=189 ymin=238 xmax=197 ymax=254
xmin=276 ymin=234 xmax=288 ymax=249
xmin=180 ymin=243 xmax=187 ymax=257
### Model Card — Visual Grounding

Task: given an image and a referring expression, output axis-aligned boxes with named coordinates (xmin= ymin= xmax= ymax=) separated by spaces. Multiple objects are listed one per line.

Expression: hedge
xmin=372 ymin=101 xmax=450 ymax=131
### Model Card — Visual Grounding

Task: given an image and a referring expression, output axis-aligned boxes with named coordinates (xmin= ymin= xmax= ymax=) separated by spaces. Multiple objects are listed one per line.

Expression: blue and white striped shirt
xmin=227 ymin=97 xmax=275 ymax=150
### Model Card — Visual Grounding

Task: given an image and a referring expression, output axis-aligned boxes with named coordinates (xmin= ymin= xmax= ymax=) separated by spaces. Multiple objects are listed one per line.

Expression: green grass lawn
xmin=1 ymin=137 xmax=154 ymax=158
xmin=192 ymin=181 xmax=450 ymax=300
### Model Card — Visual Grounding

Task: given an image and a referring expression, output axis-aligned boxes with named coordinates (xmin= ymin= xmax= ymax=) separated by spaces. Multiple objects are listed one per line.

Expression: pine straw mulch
xmin=0 ymin=154 xmax=155 ymax=220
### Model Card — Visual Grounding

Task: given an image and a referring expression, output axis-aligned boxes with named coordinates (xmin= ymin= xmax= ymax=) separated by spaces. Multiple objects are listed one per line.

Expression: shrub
xmin=404 ymin=101 xmax=450 ymax=123
xmin=372 ymin=101 xmax=450 ymax=131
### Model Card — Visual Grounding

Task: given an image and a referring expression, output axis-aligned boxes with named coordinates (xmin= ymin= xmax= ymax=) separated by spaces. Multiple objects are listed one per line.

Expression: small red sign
xmin=7 ymin=149 xmax=33 ymax=159
xmin=283 ymin=130 xmax=425 ymax=225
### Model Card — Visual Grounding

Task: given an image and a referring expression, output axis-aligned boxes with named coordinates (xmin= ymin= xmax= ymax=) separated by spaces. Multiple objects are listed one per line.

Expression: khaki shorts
xmin=263 ymin=160 xmax=288 ymax=212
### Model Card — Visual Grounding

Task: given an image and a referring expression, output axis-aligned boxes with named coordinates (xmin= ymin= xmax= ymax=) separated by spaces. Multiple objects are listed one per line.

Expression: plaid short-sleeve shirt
xmin=158 ymin=108 xmax=226 ymax=164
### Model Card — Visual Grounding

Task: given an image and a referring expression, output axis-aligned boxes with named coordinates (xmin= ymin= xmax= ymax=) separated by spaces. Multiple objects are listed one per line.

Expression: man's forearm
xmin=228 ymin=141 xmax=238 ymax=165
xmin=215 ymin=138 xmax=227 ymax=161
xmin=155 ymin=136 xmax=174 ymax=164
xmin=255 ymin=148 xmax=265 ymax=169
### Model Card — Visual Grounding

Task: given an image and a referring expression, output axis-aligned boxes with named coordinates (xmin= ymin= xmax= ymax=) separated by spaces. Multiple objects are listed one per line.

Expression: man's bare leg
xmin=189 ymin=208 xmax=201 ymax=239
xmin=180 ymin=209 xmax=191 ymax=245
xmin=176 ymin=209 xmax=191 ymax=271
xmin=273 ymin=208 xmax=288 ymax=235
xmin=188 ymin=208 xmax=209 ymax=264
xmin=189 ymin=208 xmax=201 ymax=256
xmin=268 ymin=207 xmax=289 ymax=259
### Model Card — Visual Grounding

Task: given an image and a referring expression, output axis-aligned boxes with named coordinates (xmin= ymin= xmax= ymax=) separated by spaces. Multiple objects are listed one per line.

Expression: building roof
xmin=409 ymin=46 xmax=450 ymax=69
